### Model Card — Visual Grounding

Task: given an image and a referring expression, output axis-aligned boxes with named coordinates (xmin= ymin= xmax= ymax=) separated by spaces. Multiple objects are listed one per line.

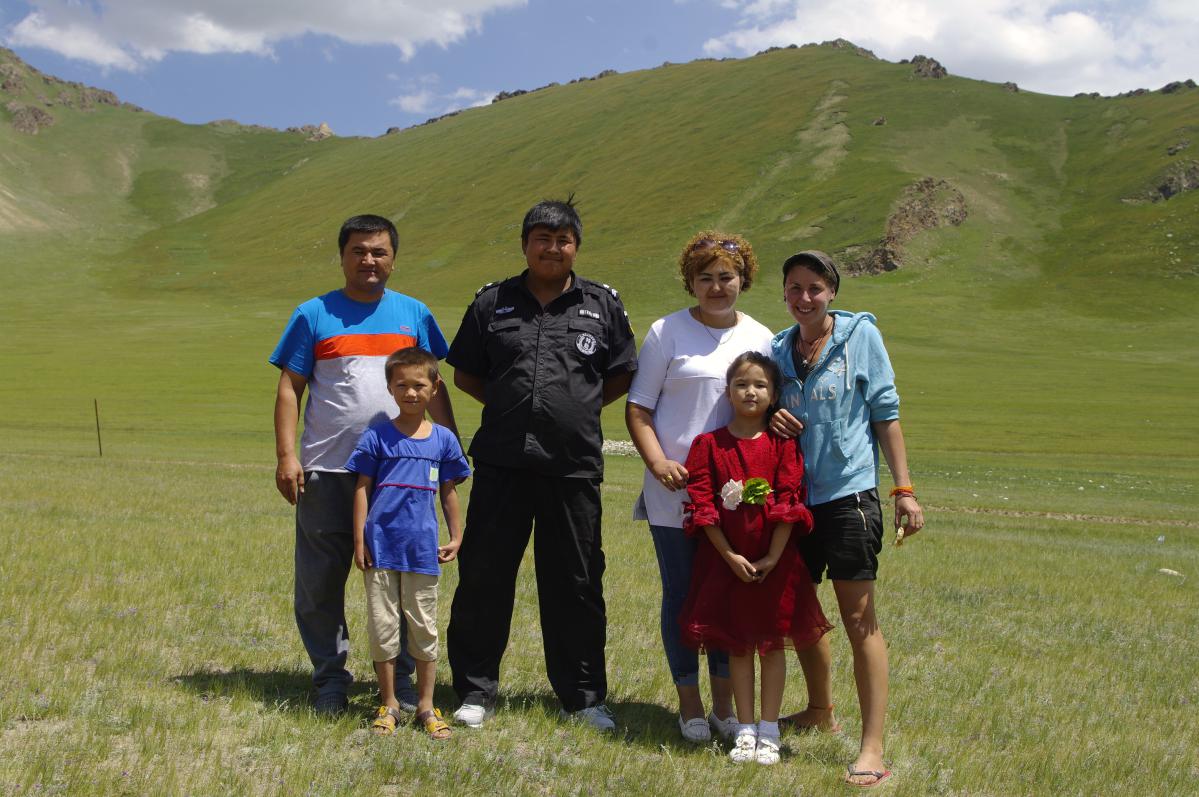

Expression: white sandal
xmin=755 ymin=734 xmax=781 ymax=765
xmin=728 ymin=729 xmax=758 ymax=763
xmin=678 ymin=715 xmax=711 ymax=743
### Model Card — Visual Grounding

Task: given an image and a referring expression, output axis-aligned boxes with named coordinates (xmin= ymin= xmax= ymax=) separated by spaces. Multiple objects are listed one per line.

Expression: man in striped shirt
xmin=271 ymin=214 xmax=457 ymax=715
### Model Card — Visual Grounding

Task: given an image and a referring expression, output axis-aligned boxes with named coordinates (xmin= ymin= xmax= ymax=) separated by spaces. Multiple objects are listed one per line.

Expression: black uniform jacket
xmin=447 ymin=270 xmax=637 ymax=478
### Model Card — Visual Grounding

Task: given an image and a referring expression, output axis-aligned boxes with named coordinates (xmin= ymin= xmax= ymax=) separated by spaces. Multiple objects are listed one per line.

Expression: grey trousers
xmin=295 ymin=470 xmax=415 ymax=695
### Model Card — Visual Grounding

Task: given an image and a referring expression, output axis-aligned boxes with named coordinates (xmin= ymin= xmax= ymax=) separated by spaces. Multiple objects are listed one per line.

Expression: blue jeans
xmin=649 ymin=524 xmax=729 ymax=686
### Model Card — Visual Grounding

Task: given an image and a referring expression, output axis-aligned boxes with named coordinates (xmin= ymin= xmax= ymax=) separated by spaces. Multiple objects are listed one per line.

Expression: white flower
xmin=720 ymin=479 xmax=744 ymax=510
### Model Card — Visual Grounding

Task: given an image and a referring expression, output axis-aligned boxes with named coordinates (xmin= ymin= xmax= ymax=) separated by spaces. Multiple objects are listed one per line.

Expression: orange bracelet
xmin=889 ymin=486 xmax=915 ymax=498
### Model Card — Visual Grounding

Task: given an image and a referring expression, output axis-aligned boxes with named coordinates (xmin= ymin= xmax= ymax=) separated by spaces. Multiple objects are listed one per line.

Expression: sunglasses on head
xmin=693 ymin=238 xmax=740 ymax=254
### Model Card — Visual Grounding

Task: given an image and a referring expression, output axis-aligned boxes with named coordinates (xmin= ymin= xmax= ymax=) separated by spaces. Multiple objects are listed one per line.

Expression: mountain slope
xmin=1 ymin=43 xmax=1196 ymax=499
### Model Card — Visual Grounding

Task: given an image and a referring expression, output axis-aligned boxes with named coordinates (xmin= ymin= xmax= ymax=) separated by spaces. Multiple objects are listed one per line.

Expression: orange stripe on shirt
xmin=315 ymin=333 xmax=418 ymax=360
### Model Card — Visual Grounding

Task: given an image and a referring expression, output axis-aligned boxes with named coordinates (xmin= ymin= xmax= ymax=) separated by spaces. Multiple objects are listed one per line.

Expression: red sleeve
xmin=682 ymin=433 xmax=720 ymax=537
xmin=765 ymin=434 xmax=814 ymax=534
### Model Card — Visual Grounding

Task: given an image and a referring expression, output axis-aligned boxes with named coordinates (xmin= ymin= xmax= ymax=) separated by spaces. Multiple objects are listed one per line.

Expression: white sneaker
xmin=678 ymin=715 xmax=712 ymax=743
xmin=755 ymin=734 xmax=781 ymax=765
xmin=728 ymin=729 xmax=758 ymax=763
xmin=708 ymin=712 xmax=737 ymax=741
xmin=560 ymin=704 xmax=616 ymax=732
xmin=452 ymin=702 xmax=492 ymax=728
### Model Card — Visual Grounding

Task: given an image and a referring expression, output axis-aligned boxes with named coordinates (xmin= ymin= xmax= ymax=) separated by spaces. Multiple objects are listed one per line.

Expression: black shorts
xmin=798 ymin=488 xmax=884 ymax=583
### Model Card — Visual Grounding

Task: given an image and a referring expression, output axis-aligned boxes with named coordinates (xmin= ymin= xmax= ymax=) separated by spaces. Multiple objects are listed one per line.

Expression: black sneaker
xmin=313 ymin=692 xmax=348 ymax=717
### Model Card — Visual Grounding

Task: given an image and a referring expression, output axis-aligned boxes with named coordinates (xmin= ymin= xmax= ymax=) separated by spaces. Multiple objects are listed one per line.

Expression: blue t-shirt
xmin=345 ymin=421 xmax=471 ymax=575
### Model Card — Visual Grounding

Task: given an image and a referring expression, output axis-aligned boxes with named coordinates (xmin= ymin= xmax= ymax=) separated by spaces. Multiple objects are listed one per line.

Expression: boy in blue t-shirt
xmin=347 ymin=347 xmax=470 ymax=739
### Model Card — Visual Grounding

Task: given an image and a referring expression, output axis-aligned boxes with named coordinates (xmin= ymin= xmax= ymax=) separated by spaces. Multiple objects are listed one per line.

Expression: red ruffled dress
xmin=679 ymin=428 xmax=833 ymax=656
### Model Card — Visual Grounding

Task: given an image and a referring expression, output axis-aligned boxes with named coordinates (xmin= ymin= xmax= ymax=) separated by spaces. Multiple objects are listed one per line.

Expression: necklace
xmin=796 ymin=318 xmax=832 ymax=364
xmin=694 ymin=307 xmax=738 ymax=345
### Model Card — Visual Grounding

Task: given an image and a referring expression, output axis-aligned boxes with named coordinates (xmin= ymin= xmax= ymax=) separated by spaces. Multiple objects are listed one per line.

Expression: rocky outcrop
xmin=1160 ymin=80 xmax=1197 ymax=94
xmin=5 ymin=101 xmax=55 ymax=134
xmin=286 ymin=122 xmax=334 ymax=141
xmin=907 ymin=55 xmax=947 ymax=79
xmin=416 ymin=109 xmax=461 ymax=128
xmin=0 ymin=62 xmax=22 ymax=93
xmin=74 ymin=86 xmax=120 ymax=109
xmin=1167 ymin=140 xmax=1190 ymax=156
xmin=794 ymin=39 xmax=878 ymax=59
xmin=872 ymin=116 xmax=886 ymax=126
xmin=1003 ymin=82 xmax=1019 ymax=93
xmin=821 ymin=39 xmax=878 ymax=59
xmin=843 ymin=178 xmax=967 ymax=274
xmin=567 ymin=69 xmax=615 ymax=85
xmin=1122 ymin=160 xmax=1199 ymax=203
xmin=1153 ymin=161 xmax=1199 ymax=200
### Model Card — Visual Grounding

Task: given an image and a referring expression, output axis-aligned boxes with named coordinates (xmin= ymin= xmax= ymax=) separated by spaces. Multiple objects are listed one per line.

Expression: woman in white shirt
xmin=625 ymin=232 xmax=775 ymax=744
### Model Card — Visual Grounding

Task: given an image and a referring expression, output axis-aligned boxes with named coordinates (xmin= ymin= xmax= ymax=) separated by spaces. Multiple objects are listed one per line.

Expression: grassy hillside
xmin=3 ymin=42 xmax=1196 ymax=513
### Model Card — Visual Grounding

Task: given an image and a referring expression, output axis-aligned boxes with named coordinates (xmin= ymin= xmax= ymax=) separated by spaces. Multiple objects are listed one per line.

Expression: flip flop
xmin=845 ymin=766 xmax=893 ymax=788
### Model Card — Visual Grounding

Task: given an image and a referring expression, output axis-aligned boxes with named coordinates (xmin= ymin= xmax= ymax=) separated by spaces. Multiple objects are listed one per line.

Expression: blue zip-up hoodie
xmin=771 ymin=310 xmax=900 ymax=506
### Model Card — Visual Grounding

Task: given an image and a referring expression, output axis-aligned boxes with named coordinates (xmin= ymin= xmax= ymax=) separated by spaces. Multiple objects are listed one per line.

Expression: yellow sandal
xmin=416 ymin=708 xmax=452 ymax=740
xmin=370 ymin=706 xmax=401 ymax=736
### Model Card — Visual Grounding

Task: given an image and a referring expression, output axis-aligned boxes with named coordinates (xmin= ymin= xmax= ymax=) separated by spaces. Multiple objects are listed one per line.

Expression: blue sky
xmin=2 ymin=1 xmax=1195 ymax=138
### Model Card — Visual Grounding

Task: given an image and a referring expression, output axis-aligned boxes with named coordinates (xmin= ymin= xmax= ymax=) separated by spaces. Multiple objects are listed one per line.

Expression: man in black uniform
xmin=446 ymin=198 xmax=637 ymax=731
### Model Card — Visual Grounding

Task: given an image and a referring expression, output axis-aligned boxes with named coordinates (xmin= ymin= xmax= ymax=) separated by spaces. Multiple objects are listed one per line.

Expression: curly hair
xmin=676 ymin=230 xmax=759 ymax=295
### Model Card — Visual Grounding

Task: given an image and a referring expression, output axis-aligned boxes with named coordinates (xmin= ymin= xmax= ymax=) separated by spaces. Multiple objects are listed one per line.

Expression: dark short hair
xmin=339 ymin=214 xmax=399 ymax=256
xmin=521 ymin=195 xmax=582 ymax=247
xmin=725 ymin=351 xmax=782 ymax=400
xmin=782 ymin=250 xmax=840 ymax=295
xmin=384 ymin=347 xmax=439 ymax=382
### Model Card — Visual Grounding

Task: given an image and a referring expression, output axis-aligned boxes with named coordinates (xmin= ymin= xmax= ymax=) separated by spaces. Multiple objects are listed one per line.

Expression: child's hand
xmin=437 ymin=539 xmax=462 ymax=563
xmin=354 ymin=543 xmax=371 ymax=572
xmin=725 ymin=553 xmax=759 ymax=583
xmin=750 ymin=555 xmax=777 ymax=581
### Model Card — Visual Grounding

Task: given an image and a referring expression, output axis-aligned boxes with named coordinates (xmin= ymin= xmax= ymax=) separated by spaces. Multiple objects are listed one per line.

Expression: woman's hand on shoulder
xmin=650 ymin=459 xmax=689 ymax=491
xmin=769 ymin=408 xmax=804 ymax=439
xmin=895 ymin=494 xmax=924 ymax=538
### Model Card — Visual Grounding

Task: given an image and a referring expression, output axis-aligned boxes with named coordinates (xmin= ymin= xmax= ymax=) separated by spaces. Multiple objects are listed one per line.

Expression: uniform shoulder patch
xmin=475 ymin=281 xmax=500 ymax=297
xmin=599 ymin=282 xmax=619 ymax=299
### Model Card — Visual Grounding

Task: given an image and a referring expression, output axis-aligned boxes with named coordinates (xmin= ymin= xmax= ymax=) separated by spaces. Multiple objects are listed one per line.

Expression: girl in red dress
xmin=680 ymin=351 xmax=833 ymax=765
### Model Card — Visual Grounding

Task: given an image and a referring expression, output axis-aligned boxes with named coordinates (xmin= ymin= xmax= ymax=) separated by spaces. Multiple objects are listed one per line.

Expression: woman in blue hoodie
xmin=769 ymin=250 xmax=924 ymax=788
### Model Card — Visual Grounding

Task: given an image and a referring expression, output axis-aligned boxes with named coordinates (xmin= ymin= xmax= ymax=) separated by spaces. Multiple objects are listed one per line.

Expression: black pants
xmin=447 ymin=463 xmax=607 ymax=712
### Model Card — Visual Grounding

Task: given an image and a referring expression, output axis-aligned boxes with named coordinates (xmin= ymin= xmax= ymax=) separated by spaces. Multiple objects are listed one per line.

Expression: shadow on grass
xmin=487 ymin=689 xmax=712 ymax=752
xmin=172 ymin=667 xmax=318 ymax=714
xmin=171 ymin=670 xmax=720 ymax=750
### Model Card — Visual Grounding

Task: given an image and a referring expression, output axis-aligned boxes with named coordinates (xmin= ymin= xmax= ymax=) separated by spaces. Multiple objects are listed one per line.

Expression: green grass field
xmin=2 ymin=42 xmax=1198 ymax=795
xmin=1 ymin=453 xmax=1196 ymax=795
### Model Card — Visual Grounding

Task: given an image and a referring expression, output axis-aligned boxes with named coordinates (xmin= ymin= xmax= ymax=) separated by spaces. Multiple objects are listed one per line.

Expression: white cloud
xmin=10 ymin=11 xmax=139 ymax=69
xmin=391 ymin=89 xmax=435 ymax=113
xmin=703 ymin=1 xmax=1199 ymax=96
xmin=4 ymin=0 xmax=527 ymax=70
xmin=389 ymin=80 xmax=494 ymax=117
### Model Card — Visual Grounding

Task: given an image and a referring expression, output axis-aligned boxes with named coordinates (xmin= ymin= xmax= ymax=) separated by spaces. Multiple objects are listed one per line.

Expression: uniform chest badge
xmin=576 ymin=332 xmax=598 ymax=355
